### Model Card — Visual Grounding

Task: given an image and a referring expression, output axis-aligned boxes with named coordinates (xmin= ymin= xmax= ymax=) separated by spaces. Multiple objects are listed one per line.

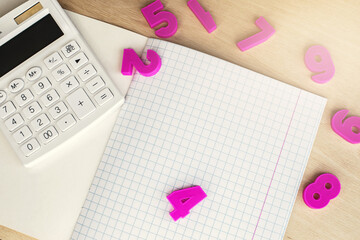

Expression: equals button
xmin=94 ymin=88 xmax=113 ymax=106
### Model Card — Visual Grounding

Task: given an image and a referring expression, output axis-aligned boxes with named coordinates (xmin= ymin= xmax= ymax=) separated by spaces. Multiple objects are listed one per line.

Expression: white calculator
xmin=0 ymin=0 xmax=124 ymax=167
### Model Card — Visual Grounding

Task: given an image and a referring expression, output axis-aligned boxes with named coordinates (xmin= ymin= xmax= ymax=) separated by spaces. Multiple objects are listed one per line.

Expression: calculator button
xmin=60 ymin=76 xmax=79 ymax=93
xmin=21 ymin=138 xmax=40 ymax=156
xmin=41 ymin=89 xmax=60 ymax=107
xmin=66 ymin=88 xmax=96 ymax=119
xmin=86 ymin=76 xmax=105 ymax=93
xmin=94 ymin=88 xmax=113 ymax=106
xmin=49 ymin=101 xmax=68 ymax=120
xmin=69 ymin=52 xmax=88 ymax=69
xmin=44 ymin=52 xmax=62 ymax=69
xmin=31 ymin=114 xmax=50 ymax=131
xmin=22 ymin=101 xmax=42 ymax=119
xmin=61 ymin=41 xmax=80 ymax=58
xmin=5 ymin=113 xmax=24 ymax=131
xmin=78 ymin=64 xmax=97 ymax=81
xmin=57 ymin=114 xmax=76 ymax=132
xmin=0 ymin=101 xmax=16 ymax=119
xmin=13 ymin=126 xmax=32 ymax=144
xmin=15 ymin=89 xmax=34 ymax=107
xmin=0 ymin=90 xmax=7 ymax=104
xmin=26 ymin=67 xmax=42 ymax=81
xmin=9 ymin=79 xmax=24 ymax=93
xmin=33 ymin=77 xmax=52 ymax=95
xmin=39 ymin=126 xmax=58 ymax=144
xmin=52 ymin=64 xmax=71 ymax=82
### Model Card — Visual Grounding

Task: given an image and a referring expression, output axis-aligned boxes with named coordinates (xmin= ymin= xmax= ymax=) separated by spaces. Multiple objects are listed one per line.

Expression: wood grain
xmin=4 ymin=0 xmax=360 ymax=239
xmin=0 ymin=226 xmax=37 ymax=240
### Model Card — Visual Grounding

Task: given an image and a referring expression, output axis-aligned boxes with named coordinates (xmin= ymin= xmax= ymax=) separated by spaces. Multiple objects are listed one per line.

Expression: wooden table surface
xmin=3 ymin=0 xmax=360 ymax=239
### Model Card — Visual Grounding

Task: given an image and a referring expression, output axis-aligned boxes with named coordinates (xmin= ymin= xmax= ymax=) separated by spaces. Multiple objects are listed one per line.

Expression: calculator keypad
xmin=0 ymin=40 xmax=115 ymax=161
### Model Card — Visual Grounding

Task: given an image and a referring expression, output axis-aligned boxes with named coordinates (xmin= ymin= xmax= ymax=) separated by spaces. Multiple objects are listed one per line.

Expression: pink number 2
xmin=167 ymin=186 xmax=207 ymax=221
xmin=237 ymin=17 xmax=275 ymax=52
xmin=141 ymin=0 xmax=178 ymax=38
xmin=187 ymin=0 xmax=217 ymax=33
xmin=331 ymin=109 xmax=360 ymax=144
xmin=305 ymin=45 xmax=335 ymax=84
xmin=121 ymin=49 xmax=162 ymax=77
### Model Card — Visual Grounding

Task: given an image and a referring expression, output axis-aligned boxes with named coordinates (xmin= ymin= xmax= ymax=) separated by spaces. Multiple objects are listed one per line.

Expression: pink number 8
xmin=303 ymin=173 xmax=341 ymax=209
xmin=141 ymin=0 xmax=178 ymax=38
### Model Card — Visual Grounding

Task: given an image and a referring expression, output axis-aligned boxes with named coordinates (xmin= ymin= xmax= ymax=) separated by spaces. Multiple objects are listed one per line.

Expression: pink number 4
xmin=331 ymin=109 xmax=360 ymax=144
xmin=141 ymin=0 xmax=178 ymax=38
xmin=121 ymin=49 xmax=162 ymax=77
xmin=237 ymin=17 xmax=275 ymax=52
xmin=167 ymin=186 xmax=207 ymax=221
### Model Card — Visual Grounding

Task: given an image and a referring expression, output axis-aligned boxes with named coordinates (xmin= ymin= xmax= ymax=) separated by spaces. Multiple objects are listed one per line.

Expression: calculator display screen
xmin=0 ymin=14 xmax=64 ymax=78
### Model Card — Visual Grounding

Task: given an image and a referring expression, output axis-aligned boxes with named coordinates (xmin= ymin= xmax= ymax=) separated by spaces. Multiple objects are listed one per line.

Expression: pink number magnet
xmin=141 ymin=0 xmax=178 ymax=38
xmin=167 ymin=186 xmax=207 ymax=221
xmin=305 ymin=45 xmax=335 ymax=84
xmin=237 ymin=16 xmax=275 ymax=52
xmin=331 ymin=109 xmax=360 ymax=144
xmin=303 ymin=173 xmax=341 ymax=209
xmin=187 ymin=0 xmax=217 ymax=33
xmin=121 ymin=49 xmax=162 ymax=77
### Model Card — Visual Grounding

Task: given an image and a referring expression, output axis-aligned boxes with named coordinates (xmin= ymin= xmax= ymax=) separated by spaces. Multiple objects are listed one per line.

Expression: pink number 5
xmin=305 ymin=45 xmax=335 ymax=84
xmin=237 ymin=16 xmax=275 ymax=52
xmin=331 ymin=109 xmax=360 ymax=144
xmin=141 ymin=0 xmax=178 ymax=38
xmin=121 ymin=49 xmax=162 ymax=77
xmin=167 ymin=186 xmax=207 ymax=221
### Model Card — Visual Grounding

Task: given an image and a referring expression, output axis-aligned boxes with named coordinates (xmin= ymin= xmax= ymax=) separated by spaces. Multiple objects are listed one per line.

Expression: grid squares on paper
xmin=71 ymin=39 xmax=326 ymax=240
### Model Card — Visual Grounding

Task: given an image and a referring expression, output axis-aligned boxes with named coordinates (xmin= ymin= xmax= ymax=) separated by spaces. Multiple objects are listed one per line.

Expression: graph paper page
xmin=72 ymin=39 xmax=326 ymax=240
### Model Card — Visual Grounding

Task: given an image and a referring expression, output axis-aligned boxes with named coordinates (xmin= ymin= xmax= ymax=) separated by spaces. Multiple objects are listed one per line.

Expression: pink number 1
xmin=237 ymin=16 xmax=275 ymax=51
xmin=167 ymin=186 xmax=207 ymax=221
xmin=187 ymin=0 xmax=217 ymax=33
xmin=331 ymin=109 xmax=360 ymax=144
xmin=121 ymin=49 xmax=162 ymax=77
xmin=141 ymin=0 xmax=178 ymax=38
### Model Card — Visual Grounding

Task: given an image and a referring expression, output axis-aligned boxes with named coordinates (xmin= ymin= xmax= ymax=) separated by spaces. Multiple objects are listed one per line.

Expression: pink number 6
xmin=121 ymin=49 xmax=162 ymax=77
xmin=304 ymin=45 xmax=335 ymax=84
xmin=141 ymin=0 xmax=178 ymax=38
xmin=331 ymin=109 xmax=360 ymax=144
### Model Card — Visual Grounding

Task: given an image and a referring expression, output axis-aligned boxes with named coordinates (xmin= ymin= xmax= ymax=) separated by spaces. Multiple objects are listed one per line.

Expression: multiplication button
xmin=60 ymin=76 xmax=79 ymax=93
xmin=21 ymin=138 xmax=40 ymax=157
xmin=57 ymin=114 xmax=76 ymax=132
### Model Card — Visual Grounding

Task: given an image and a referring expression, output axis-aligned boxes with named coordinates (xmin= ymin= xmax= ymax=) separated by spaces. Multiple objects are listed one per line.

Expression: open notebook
xmin=72 ymin=39 xmax=326 ymax=239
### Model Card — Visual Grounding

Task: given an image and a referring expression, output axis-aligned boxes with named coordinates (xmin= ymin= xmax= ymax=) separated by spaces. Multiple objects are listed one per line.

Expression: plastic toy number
xmin=187 ymin=0 xmax=217 ymax=33
xmin=237 ymin=16 xmax=275 ymax=52
xmin=303 ymin=173 xmax=341 ymax=209
xmin=167 ymin=186 xmax=207 ymax=221
xmin=141 ymin=0 xmax=178 ymax=38
xmin=121 ymin=49 xmax=162 ymax=77
xmin=331 ymin=109 xmax=360 ymax=144
xmin=305 ymin=45 xmax=335 ymax=84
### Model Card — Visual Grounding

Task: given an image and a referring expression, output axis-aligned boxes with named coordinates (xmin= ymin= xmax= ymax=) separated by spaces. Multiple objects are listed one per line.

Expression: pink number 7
xmin=167 ymin=186 xmax=207 ymax=221
xmin=331 ymin=109 xmax=360 ymax=144
xmin=121 ymin=49 xmax=162 ymax=77
xmin=187 ymin=0 xmax=217 ymax=33
xmin=237 ymin=16 xmax=275 ymax=52
xmin=141 ymin=0 xmax=178 ymax=38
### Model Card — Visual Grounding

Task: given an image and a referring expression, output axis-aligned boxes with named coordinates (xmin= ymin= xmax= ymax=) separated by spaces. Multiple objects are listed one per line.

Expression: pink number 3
xmin=303 ymin=173 xmax=341 ymax=209
xmin=305 ymin=45 xmax=335 ymax=84
xmin=167 ymin=186 xmax=207 ymax=221
xmin=121 ymin=49 xmax=162 ymax=77
xmin=141 ymin=0 xmax=178 ymax=38
xmin=331 ymin=109 xmax=360 ymax=144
